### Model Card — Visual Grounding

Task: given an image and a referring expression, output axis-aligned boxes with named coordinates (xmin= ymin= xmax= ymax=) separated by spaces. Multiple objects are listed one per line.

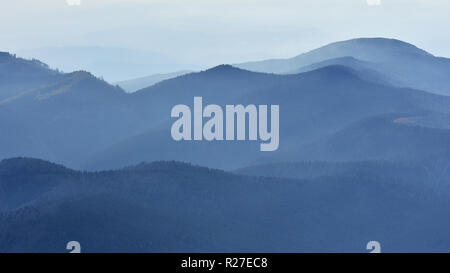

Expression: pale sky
xmin=1 ymin=0 xmax=450 ymax=72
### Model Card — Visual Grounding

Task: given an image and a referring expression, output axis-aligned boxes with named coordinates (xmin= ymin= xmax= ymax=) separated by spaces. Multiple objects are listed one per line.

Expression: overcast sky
xmin=1 ymin=0 xmax=450 ymax=67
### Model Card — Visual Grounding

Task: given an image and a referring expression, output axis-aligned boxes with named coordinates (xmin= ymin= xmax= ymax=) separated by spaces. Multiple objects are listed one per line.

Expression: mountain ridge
xmin=0 ymin=52 xmax=64 ymax=101
xmin=1 ymin=157 xmax=450 ymax=252
xmin=236 ymin=37 xmax=434 ymax=73
xmin=235 ymin=37 xmax=450 ymax=95
xmin=116 ymin=70 xmax=193 ymax=93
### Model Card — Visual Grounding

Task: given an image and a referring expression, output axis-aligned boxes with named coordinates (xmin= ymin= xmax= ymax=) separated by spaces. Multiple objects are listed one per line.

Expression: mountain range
xmin=2 ymin=38 xmax=450 ymax=170
xmin=2 ymin=37 xmax=450 ymax=252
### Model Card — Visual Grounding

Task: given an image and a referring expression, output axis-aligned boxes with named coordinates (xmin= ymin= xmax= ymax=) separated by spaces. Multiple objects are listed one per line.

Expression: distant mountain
xmin=2 ymin=158 xmax=450 ymax=252
xmin=321 ymin=115 xmax=450 ymax=161
xmin=236 ymin=38 xmax=450 ymax=96
xmin=0 ymin=64 xmax=284 ymax=168
xmin=16 ymin=47 xmax=191 ymax=82
xmin=115 ymin=70 xmax=193 ymax=93
xmin=131 ymin=64 xmax=282 ymax=104
xmin=86 ymin=65 xmax=450 ymax=170
xmin=265 ymin=114 xmax=450 ymax=164
xmin=3 ymin=42 xmax=450 ymax=170
xmin=287 ymin=56 xmax=396 ymax=86
xmin=0 ymin=71 xmax=147 ymax=167
xmin=126 ymin=65 xmax=284 ymax=123
xmin=236 ymin=38 xmax=431 ymax=73
xmin=2 ymin=70 xmax=124 ymax=105
xmin=0 ymin=52 xmax=63 ymax=100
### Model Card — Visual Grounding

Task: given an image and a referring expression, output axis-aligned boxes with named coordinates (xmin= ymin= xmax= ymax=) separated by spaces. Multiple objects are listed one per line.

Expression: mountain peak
xmin=326 ymin=37 xmax=432 ymax=57
xmin=294 ymin=37 xmax=433 ymax=65
xmin=236 ymin=37 xmax=434 ymax=74
xmin=66 ymin=70 xmax=99 ymax=81
xmin=209 ymin=64 xmax=234 ymax=70
xmin=204 ymin=64 xmax=243 ymax=73
xmin=0 ymin=51 xmax=13 ymax=61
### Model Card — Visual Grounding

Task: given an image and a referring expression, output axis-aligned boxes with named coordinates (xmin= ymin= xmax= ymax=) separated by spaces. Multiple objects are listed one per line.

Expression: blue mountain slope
xmin=262 ymin=114 xmax=450 ymax=164
xmin=0 ymin=71 xmax=145 ymax=167
xmin=0 ymin=158 xmax=74 ymax=212
xmin=235 ymin=160 xmax=430 ymax=181
xmin=0 ymin=52 xmax=63 ymax=100
xmin=287 ymin=56 xmax=397 ymax=86
xmin=1 ymin=158 xmax=450 ymax=252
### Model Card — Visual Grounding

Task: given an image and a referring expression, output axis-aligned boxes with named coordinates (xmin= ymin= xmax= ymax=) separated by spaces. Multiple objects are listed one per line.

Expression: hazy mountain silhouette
xmin=2 ymin=37 xmax=450 ymax=253
xmin=272 ymin=115 xmax=450 ymax=163
xmin=2 ymin=56 xmax=450 ymax=170
xmin=87 ymin=65 xmax=450 ymax=170
xmin=16 ymin=46 xmax=189 ymax=82
xmin=1 ymin=158 xmax=450 ymax=252
xmin=2 ymin=38 xmax=450 ymax=171
xmin=0 ymin=52 xmax=63 ymax=100
xmin=236 ymin=38 xmax=450 ymax=96
xmin=0 ymin=70 xmax=147 ymax=167
xmin=288 ymin=56 xmax=396 ymax=86
xmin=115 ymin=70 xmax=193 ymax=93
xmin=236 ymin=38 xmax=431 ymax=73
